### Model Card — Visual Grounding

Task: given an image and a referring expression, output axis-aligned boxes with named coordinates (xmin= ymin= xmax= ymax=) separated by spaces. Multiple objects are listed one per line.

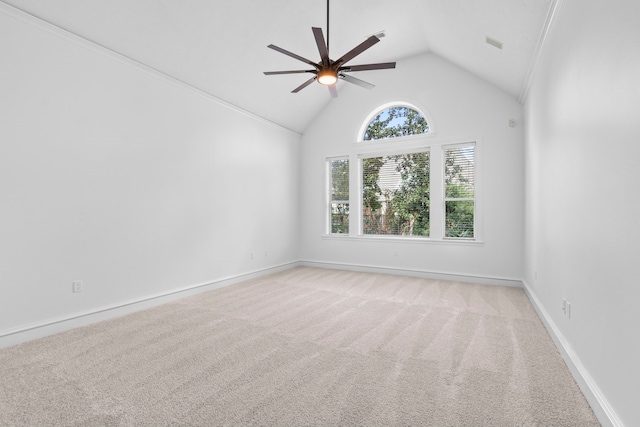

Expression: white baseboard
xmin=521 ymin=279 xmax=623 ymax=427
xmin=0 ymin=262 xmax=298 ymax=349
xmin=299 ymin=259 xmax=524 ymax=287
xmin=0 ymin=260 xmax=523 ymax=349
xmin=1 ymin=261 xmax=622 ymax=427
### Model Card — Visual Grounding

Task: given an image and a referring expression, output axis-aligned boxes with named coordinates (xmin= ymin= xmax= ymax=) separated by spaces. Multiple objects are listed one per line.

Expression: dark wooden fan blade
xmin=264 ymin=70 xmax=317 ymax=75
xmin=312 ymin=27 xmax=330 ymax=67
xmin=328 ymin=84 xmax=338 ymax=98
xmin=340 ymin=62 xmax=396 ymax=72
xmin=340 ymin=73 xmax=375 ymax=90
xmin=292 ymin=76 xmax=317 ymax=93
xmin=335 ymin=36 xmax=380 ymax=66
xmin=268 ymin=44 xmax=319 ymax=68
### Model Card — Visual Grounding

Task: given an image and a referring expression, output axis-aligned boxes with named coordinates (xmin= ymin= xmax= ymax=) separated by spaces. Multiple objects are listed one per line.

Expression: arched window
xmin=327 ymin=101 xmax=477 ymax=241
xmin=362 ymin=105 xmax=430 ymax=141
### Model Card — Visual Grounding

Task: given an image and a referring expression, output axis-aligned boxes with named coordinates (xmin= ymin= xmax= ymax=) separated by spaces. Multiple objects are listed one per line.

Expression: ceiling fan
xmin=263 ymin=0 xmax=396 ymax=97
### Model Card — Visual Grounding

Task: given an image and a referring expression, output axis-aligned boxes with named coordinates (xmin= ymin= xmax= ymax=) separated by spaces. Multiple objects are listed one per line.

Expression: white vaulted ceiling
xmin=2 ymin=0 xmax=553 ymax=134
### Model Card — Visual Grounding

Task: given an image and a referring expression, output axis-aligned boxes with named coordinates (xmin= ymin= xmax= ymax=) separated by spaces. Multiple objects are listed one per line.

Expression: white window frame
xmin=442 ymin=142 xmax=477 ymax=240
xmin=356 ymin=101 xmax=435 ymax=143
xmin=358 ymin=147 xmax=432 ymax=238
xmin=323 ymin=101 xmax=481 ymax=244
xmin=324 ymin=140 xmax=481 ymax=243
xmin=326 ymin=156 xmax=350 ymax=235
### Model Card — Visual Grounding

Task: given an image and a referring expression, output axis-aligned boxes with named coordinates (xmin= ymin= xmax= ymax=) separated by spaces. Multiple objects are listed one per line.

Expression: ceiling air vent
xmin=485 ymin=36 xmax=503 ymax=49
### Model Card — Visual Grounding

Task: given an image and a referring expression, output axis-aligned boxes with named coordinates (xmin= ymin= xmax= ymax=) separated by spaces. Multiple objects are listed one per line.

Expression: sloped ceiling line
xmin=3 ymin=0 xmax=555 ymax=131
xmin=0 ymin=1 xmax=302 ymax=137
xmin=518 ymin=0 xmax=565 ymax=104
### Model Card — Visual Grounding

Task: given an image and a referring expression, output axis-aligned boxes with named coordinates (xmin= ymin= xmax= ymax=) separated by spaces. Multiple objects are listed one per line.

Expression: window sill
xmin=322 ymin=234 xmax=484 ymax=246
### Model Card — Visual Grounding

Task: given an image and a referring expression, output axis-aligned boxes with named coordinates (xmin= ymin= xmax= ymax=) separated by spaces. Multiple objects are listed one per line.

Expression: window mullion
xmin=430 ymin=145 xmax=444 ymax=240
xmin=350 ymin=154 xmax=360 ymax=237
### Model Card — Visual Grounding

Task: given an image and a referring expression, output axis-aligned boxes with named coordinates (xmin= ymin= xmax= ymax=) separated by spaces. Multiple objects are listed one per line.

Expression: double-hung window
xmin=328 ymin=158 xmax=349 ymax=234
xmin=361 ymin=150 xmax=430 ymax=237
xmin=444 ymin=144 xmax=475 ymax=238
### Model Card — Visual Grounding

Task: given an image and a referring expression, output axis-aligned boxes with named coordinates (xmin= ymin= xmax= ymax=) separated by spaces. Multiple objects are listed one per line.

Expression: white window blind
xmin=329 ymin=158 xmax=349 ymax=234
xmin=362 ymin=151 xmax=430 ymax=236
xmin=444 ymin=144 xmax=475 ymax=238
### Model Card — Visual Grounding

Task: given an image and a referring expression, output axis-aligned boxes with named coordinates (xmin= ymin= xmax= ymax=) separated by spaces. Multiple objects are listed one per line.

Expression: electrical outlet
xmin=72 ymin=280 xmax=83 ymax=293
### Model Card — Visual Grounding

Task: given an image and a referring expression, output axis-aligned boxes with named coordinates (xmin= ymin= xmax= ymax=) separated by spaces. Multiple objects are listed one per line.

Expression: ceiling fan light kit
xmin=264 ymin=0 xmax=396 ymax=97
xmin=317 ymin=69 xmax=338 ymax=85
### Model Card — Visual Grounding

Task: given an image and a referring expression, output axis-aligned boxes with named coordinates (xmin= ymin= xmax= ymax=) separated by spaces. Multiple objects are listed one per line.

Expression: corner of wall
xmin=521 ymin=279 xmax=623 ymax=427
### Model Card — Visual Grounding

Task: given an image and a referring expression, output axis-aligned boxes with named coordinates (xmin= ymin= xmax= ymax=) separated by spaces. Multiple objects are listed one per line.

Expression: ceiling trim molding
xmin=0 ymin=1 xmax=302 ymax=137
xmin=517 ymin=0 xmax=565 ymax=104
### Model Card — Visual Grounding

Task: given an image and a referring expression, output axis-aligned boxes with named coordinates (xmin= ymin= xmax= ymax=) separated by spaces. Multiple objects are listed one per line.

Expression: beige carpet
xmin=0 ymin=267 xmax=599 ymax=426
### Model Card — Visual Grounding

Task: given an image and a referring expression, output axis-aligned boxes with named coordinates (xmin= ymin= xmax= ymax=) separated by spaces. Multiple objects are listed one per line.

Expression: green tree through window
xmin=362 ymin=106 xmax=431 ymax=236
xmin=328 ymin=104 xmax=475 ymax=239
xmin=363 ymin=106 xmax=429 ymax=141
xmin=362 ymin=153 xmax=430 ymax=236
xmin=361 ymin=105 xmax=474 ymax=239
xmin=444 ymin=146 xmax=475 ymax=238
xmin=330 ymin=158 xmax=349 ymax=234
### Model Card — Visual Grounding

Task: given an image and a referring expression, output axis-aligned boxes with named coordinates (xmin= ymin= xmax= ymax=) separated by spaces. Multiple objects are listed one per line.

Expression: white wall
xmin=523 ymin=0 xmax=640 ymax=425
xmin=299 ymin=53 xmax=524 ymax=283
xmin=0 ymin=6 xmax=300 ymax=338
